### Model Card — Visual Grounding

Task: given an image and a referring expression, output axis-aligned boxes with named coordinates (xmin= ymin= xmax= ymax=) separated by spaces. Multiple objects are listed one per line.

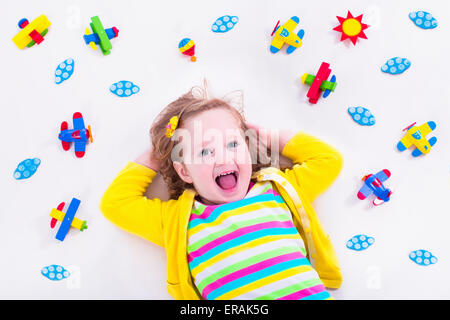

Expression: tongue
xmin=216 ymin=174 xmax=237 ymax=190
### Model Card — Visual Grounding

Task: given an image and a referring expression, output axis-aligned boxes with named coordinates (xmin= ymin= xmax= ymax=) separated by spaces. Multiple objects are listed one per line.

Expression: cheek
xmin=189 ymin=164 xmax=214 ymax=182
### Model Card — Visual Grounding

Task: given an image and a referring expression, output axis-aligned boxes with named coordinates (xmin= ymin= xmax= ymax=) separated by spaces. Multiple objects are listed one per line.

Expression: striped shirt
xmin=187 ymin=181 xmax=331 ymax=300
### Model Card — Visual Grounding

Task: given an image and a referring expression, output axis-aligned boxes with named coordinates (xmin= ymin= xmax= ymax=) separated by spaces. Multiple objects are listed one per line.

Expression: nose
xmin=215 ymin=147 xmax=235 ymax=165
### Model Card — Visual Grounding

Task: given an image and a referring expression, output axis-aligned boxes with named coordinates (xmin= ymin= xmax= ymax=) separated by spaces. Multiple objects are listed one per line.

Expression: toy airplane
xmin=58 ymin=112 xmax=93 ymax=158
xmin=83 ymin=16 xmax=119 ymax=55
xmin=301 ymin=62 xmax=337 ymax=104
xmin=50 ymin=198 xmax=87 ymax=241
xmin=357 ymin=169 xmax=392 ymax=206
xmin=397 ymin=121 xmax=437 ymax=157
xmin=270 ymin=16 xmax=305 ymax=54
xmin=12 ymin=15 xmax=51 ymax=49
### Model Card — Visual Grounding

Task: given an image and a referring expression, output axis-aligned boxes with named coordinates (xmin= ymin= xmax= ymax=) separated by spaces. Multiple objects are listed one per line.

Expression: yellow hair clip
xmin=165 ymin=116 xmax=179 ymax=138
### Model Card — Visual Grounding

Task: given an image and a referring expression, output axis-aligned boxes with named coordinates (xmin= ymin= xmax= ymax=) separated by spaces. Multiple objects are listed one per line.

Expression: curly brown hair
xmin=150 ymin=85 xmax=281 ymax=199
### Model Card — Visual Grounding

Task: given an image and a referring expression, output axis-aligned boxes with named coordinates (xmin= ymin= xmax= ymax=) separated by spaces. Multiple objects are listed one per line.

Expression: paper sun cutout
xmin=333 ymin=11 xmax=369 ymax=45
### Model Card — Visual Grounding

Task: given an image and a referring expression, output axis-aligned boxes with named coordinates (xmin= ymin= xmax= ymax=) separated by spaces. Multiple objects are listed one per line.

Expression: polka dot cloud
xmin=409 ymin=11 xmax=438 ymax=29
xmin=41 ymin=265 xmax=70 ymax=281
xmin=110 ymin=80 xmax=140 ymax=97
xmin=348 ymin=107 xmax=376 ymax=126
xmin=211 ymin=15 xmax=239 ymax=33
xmin=409 ymin=250 xmax=438 ymax=266
xmin=13 ymin=158 xmax=40 ymax=180
xmin=381 ymin=57 xmax=411 ymax=75
xmin=55 ymin=58 xmax=74 ymax=84
xmin=346 ymin=234 xmax=375 ymax=251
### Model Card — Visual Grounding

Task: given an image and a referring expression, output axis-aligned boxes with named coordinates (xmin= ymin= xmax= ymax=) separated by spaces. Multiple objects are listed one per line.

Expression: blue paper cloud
xmin=14 ymin=158 xmax=40 ymax=180
xmin=348 ymin=107 xmax=376 ymax=126
xmin=110 ymin=80 xmax=140 ymax=97
xmin=55 ymin=59 xmax=74 ymax=84
xmin=409 ymin=250 xmax=438 ymax=266
xmin=409 ymin=11 xmax=438 ymax=29
xmin=381 ymin=57 xmax=411 ymax=75
xmin=41 ymin=265 xmax=71 ymax=281
xmin=346 ymin=235 xmax=375 ymax=251
xmin=212 ymin=15 xmax=239 ymax=33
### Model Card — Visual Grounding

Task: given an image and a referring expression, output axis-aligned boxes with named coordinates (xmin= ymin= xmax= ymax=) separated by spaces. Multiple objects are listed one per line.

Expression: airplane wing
xmin=357 ymin=183 xmax=373 ymax=200
xmin=322 ymin=75 xmax=336 ymax=98
xmin=397 ymin=135 xmax=413 ymax=151
xmin=417 ymin=121 xmax=436 ymax=137
xmin=73 ymin=112 xmax=86 ymax=131
xmin=74 ymin=141 xmax=86 ymax=158
xmin=308 ymin=62 xmax=331 ymax=103
xmin=283 ymin=16 xmax=300 ymax=32
xmin=375 ymin=169 xmax=391 ymax=183
xmin=270 ymin=37 xmax=285 ymax=53
xmin=55 ymin=198 xmax=81 ymax=241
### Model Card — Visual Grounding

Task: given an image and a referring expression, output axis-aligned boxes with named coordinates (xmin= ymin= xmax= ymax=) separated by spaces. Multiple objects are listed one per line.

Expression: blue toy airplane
xmin=58 ymin=112 xmax=93 ymax=158
xmin=357 ymin=169 xmax=392 ymax=206
xmin=270 ymin=16 xmax=305 ymax=54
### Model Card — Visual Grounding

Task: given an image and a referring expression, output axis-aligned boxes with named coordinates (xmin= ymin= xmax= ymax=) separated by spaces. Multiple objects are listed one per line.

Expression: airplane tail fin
xmin=373 ymin=198 xmax=385 ymax=206
xmin=323 ymin=75 xmax=336 ymax=98
xmin=84 ymin=28 xmax=97 ymax=50
xmin=373 ymin=189 xmax=392 ymax=206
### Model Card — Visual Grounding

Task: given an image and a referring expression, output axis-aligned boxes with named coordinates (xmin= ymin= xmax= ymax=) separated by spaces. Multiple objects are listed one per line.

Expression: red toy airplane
xmin=301 ymin=62 xmax=337 ymax=104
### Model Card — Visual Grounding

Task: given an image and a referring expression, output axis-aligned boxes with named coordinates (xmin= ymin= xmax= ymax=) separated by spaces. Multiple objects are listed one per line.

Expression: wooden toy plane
xmin=301 ymin=62 xmax=337 ymax=104
xmin=357 ymin=169 xmax=392 ymax=206
xmin=50 ymin=198 xmax=87 ymax=241
xmin=83 ymin=16 xmax=119 ymax=55
xmin=270 ymin=16 xmax=305 ymax=54
xmin=397 ymin=121 xmax=437 ymax=157
xmin=12 ymin=15 xmax=51 ymax=49
xmin=58 ymin=112 xmax=93 ymax=158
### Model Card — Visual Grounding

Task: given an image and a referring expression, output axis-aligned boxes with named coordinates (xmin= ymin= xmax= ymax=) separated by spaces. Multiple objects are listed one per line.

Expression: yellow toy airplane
xmin=270 ymin=16 xmax=305 ymax=54
xmin=12 ymin=15 xmax=51 ymax=49
xmin=397 ymin=121 xmax=437 ymax=157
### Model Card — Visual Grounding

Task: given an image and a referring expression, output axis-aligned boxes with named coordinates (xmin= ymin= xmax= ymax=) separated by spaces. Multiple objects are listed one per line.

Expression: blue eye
xmin=227 ymin=141 xmax=238 ymax=149
xmin=200 ymin=148 xmax=212 ymax=157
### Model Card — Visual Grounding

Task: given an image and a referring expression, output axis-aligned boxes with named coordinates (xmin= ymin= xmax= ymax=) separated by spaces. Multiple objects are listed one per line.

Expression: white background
xmin=1 ymin=0 xmax=449 ymax=299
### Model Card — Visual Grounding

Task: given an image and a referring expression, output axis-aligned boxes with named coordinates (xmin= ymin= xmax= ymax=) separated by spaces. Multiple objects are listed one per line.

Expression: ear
xmin=173 ymin=161 xmax=193 ymax=184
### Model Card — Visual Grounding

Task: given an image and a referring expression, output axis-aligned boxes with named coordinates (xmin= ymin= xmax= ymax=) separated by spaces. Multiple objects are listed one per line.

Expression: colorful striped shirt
xmin=187 ymin=181 xmax=331 ymax=300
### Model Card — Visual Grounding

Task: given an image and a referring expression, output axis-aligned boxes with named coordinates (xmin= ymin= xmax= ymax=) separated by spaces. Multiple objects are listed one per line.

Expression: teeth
xmin=218 ymin=171 xmax=235 ymax=177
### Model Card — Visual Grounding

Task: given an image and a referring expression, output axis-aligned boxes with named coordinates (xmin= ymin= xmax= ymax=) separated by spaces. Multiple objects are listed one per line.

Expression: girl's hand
xmin=135 ymin=148 xmax=161 ymax=172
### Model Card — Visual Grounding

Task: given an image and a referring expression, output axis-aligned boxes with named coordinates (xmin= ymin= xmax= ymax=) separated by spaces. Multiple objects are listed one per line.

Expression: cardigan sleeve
xmin=281 ymin=131 xmax=343 ymax=203
xmin=100 ymin=162 xmax=175 ymax=247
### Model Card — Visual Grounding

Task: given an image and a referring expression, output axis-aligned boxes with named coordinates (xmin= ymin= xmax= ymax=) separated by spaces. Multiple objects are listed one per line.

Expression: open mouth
xmin=215 ymin=170 xmax=239 ymax=191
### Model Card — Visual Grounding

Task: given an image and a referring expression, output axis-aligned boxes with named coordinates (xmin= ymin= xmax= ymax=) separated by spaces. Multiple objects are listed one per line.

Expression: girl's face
xmin=172 ymin=108 xmax=253 ymax=205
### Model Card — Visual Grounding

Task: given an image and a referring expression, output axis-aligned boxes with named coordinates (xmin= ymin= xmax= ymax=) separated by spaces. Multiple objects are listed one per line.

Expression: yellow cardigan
xmin=100 ymin=131 xmax=344 ymax=299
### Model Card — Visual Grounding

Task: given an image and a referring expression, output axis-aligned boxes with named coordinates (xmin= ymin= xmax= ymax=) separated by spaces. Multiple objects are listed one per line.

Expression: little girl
xmin=100 ymin=86 xmax=344 ymax=300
